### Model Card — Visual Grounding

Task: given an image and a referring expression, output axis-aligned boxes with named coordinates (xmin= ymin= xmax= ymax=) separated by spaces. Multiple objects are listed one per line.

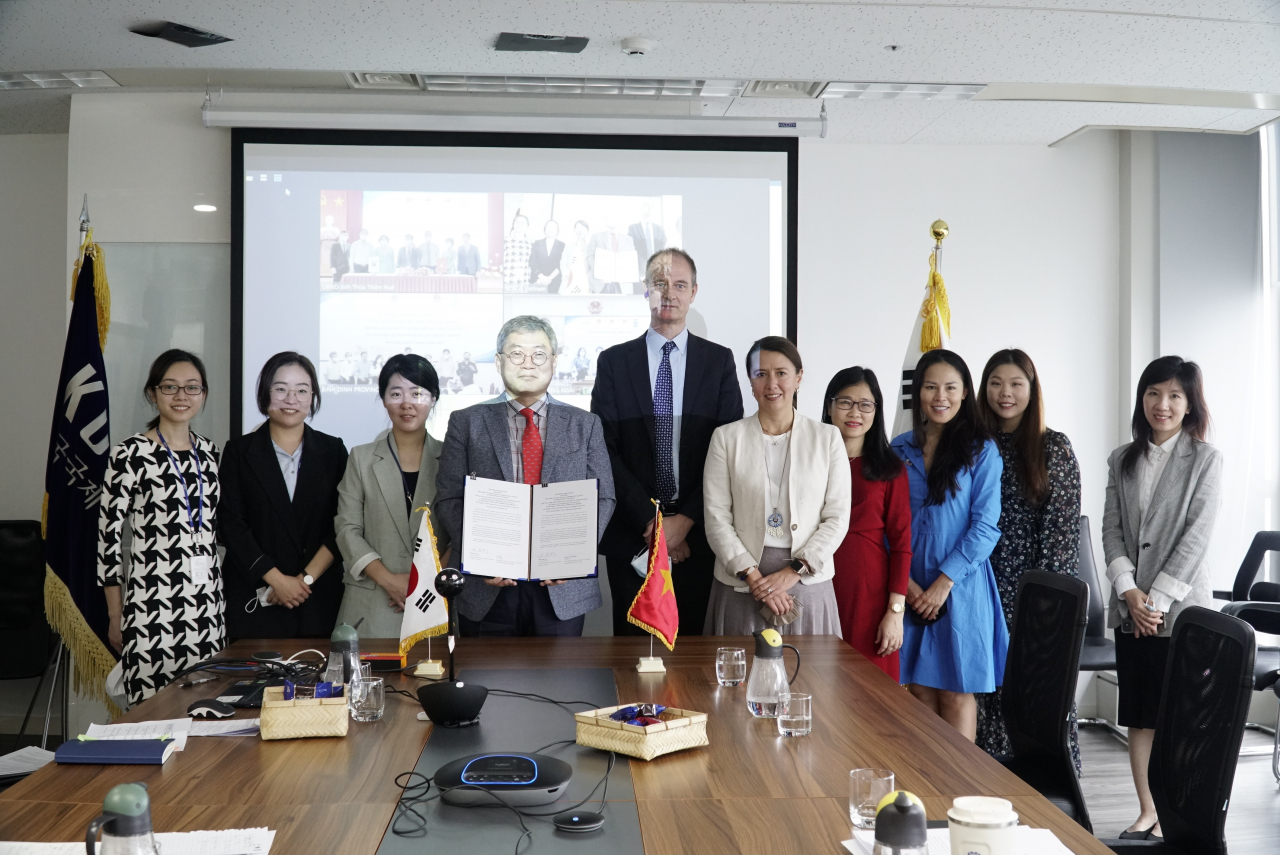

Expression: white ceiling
xmin=1 ymin=0 xmax=1277 ymax=143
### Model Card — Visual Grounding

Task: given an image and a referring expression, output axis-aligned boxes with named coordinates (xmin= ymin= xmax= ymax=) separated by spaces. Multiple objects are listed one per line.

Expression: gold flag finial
xmin=930 ymin=219 xmax=949 ymax=244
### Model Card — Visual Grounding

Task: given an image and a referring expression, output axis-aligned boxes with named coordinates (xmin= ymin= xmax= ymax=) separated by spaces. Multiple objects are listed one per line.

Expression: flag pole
xmin=79 ymin=195 xmax=90 ymax=238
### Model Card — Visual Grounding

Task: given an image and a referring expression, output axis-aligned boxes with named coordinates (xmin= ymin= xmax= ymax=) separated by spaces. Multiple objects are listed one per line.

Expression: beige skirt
xmin=703 ymin=546 xmax=843 ymax=637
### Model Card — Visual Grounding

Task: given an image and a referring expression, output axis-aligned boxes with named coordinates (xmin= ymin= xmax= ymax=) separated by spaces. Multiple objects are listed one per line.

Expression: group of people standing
xmin=96 ymin=247 xmax=1218 ymax=841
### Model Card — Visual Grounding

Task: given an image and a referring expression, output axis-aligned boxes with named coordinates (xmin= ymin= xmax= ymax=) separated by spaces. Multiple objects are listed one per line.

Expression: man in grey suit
xmin=435 ymin=315 xmax=616 ymax=636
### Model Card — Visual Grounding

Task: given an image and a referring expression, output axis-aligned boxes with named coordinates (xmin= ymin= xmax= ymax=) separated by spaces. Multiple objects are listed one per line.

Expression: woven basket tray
xmin=574 ymin=703 xmax=708 ymax=761
xmin=260 ymin=686 xmax=349 ymax=740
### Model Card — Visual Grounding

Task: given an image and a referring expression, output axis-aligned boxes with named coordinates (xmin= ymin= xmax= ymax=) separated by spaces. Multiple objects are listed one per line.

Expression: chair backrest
xmin=1150 ymin=606 xmax=1255 ymax=855
xmin=1076 ymin=516 xmax=1106 ymax=638
xmin=1230 ymin=531 xmax=1280 ymax=601
xmin=0 ymin=520 xmax=53 ymax=680
xmin=1002 ymin=570 xmax=1090 ymax=770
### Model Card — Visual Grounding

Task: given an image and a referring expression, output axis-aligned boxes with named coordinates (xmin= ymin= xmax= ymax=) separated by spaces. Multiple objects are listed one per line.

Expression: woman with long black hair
xmin=1103 ymin=356 xmax=1221 ymax=841
xmin=974 ymin=349 xmax=1082 ymax=766
xmin=891 ymin=349 xmax=1007 ymax=740
xmin=823 ymin=366 xmax=912 ymax=679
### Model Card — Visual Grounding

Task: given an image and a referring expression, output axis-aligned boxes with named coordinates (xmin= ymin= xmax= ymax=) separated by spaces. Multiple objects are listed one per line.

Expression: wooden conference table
xmin=0 ymin=636 xmax=1110 ymax=854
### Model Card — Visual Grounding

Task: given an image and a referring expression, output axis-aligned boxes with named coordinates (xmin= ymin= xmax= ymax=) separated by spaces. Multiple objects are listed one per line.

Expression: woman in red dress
xmin=823 ymin=367 xmax=913 ymax=680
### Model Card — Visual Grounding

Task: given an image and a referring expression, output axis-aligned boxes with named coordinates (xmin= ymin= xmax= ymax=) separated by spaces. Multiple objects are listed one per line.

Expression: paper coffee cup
xmin=947 ymin=796 xmax=1018 ymax=855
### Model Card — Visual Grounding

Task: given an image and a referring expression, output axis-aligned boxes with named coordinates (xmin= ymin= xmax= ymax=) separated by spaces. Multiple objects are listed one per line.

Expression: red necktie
xmin=521 ymin=408 xmax=543 ymax=484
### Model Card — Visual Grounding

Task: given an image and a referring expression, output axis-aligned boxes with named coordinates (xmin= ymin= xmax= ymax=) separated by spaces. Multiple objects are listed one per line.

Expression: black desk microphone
xmin=417 ymin=567 xmax=488 ymax=727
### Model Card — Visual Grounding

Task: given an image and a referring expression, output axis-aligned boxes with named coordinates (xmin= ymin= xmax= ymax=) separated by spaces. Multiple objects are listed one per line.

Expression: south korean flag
xmin=399 ymin=506 xmax=450 ymax=656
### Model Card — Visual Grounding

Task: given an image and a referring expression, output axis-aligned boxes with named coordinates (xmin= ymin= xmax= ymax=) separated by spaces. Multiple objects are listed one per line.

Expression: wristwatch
xmin=889 ymin=602 xmax=905 ymax=614
xmin=786 ymin=558 xmax=809 ymax=575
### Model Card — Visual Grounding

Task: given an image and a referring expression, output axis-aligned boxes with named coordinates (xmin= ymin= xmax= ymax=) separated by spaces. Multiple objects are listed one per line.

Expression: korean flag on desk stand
xmin=400 ymin=506 xmax=450 ymax=662
xmin=627 ymin=503 xmax=679 ymax=671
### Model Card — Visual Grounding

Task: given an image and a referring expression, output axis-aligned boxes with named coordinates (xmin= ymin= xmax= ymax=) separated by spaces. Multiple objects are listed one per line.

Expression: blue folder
xmin=54 ymin=738 xmax=177 ymax=765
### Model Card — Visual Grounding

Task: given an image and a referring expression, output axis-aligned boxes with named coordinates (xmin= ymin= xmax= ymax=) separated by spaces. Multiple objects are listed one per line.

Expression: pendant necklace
xmin=762 ymin=427 xmax=792 ymax=538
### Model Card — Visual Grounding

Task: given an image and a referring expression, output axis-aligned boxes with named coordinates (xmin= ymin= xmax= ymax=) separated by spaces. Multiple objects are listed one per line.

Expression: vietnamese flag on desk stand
xmin=626 ymin=505 xmax=679 ymax=650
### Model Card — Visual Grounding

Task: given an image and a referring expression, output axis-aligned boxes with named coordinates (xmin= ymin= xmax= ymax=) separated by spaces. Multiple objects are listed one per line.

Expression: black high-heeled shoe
xmin=1118 ymin=824 xmax=1155 ymax=840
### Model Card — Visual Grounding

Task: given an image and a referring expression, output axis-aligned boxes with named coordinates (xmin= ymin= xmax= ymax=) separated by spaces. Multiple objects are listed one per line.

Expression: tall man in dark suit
xmin=627 ymin=203 xmax=666 ymax=282
xmin=591 ymin=249 xmax=743 ymax=636
xmin=330 ymin=231 xmax=351 ymax=283
xmin=456 ymin=232 xmax=482 ymax=276
xmin=436 ymin=315 xmax=616 ymax=636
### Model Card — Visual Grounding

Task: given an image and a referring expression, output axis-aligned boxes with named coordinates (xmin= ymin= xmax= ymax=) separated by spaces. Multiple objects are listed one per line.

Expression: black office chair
xmin=998 ymin=570 xmax=1092 ymax=832
xmin=0 ymin=520 xmax=56 ymax=752
xmin=1103 ymin=607 xmax=1255 ymax=855
xmin=1076 ymin=515 xmax=1116 ymax=673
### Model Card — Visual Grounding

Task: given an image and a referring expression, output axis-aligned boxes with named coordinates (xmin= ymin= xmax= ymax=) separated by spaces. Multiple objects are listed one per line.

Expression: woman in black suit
xmin=221 ymin=352 xmax=349 ymax=639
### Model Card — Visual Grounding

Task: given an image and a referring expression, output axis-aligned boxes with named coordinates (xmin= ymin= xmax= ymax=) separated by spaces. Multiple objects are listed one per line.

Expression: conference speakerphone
xmin=436 ymin=753 xmax=573 ymax=806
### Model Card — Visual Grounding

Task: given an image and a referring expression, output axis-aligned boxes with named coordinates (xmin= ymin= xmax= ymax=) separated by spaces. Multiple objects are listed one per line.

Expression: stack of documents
xmin=190 ymin=718 xmax=260 ymax=737
xmin=0 ymin=827 xmax=274 ymax=854
xmin=844 ymin=825 xmax=1074 ymax=854
xmin=85 ymin=718 xmax=189 ymax=751
xmin=0 ymin=746 xmax=55 ymax=782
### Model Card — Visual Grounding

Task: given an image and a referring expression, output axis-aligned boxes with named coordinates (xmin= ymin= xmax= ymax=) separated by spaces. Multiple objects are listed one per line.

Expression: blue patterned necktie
xmin=654 ymin=340 xmax=677 ymax=501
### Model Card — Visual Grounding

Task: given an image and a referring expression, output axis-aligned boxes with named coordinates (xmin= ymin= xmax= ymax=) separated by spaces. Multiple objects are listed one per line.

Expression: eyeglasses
xmin=830 ymin=397 xmax=875 ymax=413
xmin=156 ymin=384 xmax=206 ymax=396
xmin=501 ymin=350 xmax=550 ymax=366
xmin=386 ymin=389 xmax=433 ymax=404
xmin=270 ymin=386 xmax=313 ymax=401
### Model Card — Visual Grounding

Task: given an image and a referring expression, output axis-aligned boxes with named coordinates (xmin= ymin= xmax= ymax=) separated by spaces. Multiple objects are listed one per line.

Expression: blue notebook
xmin=55 ymin=738 xmax=177 ymax=765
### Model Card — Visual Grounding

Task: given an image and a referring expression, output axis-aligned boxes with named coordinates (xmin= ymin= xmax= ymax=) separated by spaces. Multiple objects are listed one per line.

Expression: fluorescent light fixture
xmin=193 ymin=204 xmax=217 ymax=212
xmin=742 ymin=80 xmax=826 ymax=99
xmin=0 ymin=71 xmax=119 ymax=90
xmin=414 ymin=75 xmax=743 ymax=98
xmin=821 ymin=82 xmax=985 ymax=101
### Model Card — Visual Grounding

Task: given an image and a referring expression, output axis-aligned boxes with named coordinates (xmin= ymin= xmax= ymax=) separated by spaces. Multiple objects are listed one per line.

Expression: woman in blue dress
xmin=891 ymin=349 xmax=1008 ymax=741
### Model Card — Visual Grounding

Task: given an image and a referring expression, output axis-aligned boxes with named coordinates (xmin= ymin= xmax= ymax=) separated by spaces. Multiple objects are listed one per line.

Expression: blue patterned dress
xmin=891 ymin=433 xmax=1009 ymax=693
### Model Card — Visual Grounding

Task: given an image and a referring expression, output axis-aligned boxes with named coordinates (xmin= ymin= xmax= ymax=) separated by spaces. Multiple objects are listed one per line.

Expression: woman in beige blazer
xmin=335 ymin=355 xmax=451 ymax=638
xmin=1102 ymin=355 xmax=1221 ymax=842
xmin=703 ymin=337 xmax=851 ymax=635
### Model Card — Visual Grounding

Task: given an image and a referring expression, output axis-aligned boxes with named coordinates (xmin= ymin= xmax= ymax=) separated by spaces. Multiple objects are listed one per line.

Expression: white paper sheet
xmin=843 ymin=824 xmax=1074 ymax=855
xmin=0 ymin=747 xmax=55 ymax=778
xmin=85 ymin=718 xmax=190 ymax=751
xmin=0 ymin=827 xmax=274 ymax=855
xmin=189 ymin=718 xmax=261 ymax=736
xmin=591 ymin=247 xmax=640 ymax=283
xmin=530 ymin=479 xmax=598 ymax=580
xmin=461 ymin=476 xmax=532 ymax=578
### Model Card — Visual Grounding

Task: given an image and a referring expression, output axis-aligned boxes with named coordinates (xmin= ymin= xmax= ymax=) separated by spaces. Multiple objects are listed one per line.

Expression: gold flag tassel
xmin=42 ymin=226 xmax=121 ymax=718
xmin=918 ymin=246 xmax=951 ymax=353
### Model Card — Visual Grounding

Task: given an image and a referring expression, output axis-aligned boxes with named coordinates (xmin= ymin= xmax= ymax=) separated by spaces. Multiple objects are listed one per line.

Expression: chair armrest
xmin=1222 ymin=600 xmax=1280 ymax=635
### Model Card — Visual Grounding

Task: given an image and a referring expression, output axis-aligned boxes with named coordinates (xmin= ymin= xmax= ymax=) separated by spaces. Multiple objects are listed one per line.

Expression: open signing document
xmin=462 ymin=476 xmax=598 ymax=581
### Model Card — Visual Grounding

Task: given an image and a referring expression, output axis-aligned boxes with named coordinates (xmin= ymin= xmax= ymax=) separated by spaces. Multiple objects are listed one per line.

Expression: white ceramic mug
xmin=947 ymin=796 xmax=1018 ymax=855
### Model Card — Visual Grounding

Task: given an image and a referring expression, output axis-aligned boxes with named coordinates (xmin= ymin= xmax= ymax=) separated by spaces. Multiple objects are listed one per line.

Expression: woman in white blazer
xmin=703 ymin=337 xmax=852 ymax=635
xmin=1102 ymin=355 xmax=1221 ymax=842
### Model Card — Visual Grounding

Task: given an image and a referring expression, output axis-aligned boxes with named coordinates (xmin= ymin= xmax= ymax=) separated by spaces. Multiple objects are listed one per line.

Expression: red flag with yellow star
xmin=626 ymin=505 xmax=679 ymax=650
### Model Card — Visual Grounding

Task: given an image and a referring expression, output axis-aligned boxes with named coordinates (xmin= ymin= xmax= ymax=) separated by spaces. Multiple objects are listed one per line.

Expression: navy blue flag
xmin=43 ymin=237 xmax=117 ymax=710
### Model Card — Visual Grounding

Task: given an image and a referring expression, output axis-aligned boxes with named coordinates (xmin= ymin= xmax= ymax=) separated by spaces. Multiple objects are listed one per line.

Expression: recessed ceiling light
xmin=193 ymin=204 xmax=217 ymax=212
xmin=0 ymin=71 xmax=119 ymax=90
xmin=821 ymin=82 xmax=985 ymax=101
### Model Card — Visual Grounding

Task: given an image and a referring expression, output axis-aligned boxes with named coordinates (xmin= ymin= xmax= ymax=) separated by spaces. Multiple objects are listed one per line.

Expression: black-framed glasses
xmin=156 ymin=384 xmax=206 ymax=396
xmin=502 ymin=350 xmax=550 ymax=366
xmin=830 ymin=397 xmax=875 ymax=413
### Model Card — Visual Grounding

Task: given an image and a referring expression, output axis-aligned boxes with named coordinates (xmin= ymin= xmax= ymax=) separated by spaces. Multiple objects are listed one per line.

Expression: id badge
xmin=189 ymin=554 xmax=211 ymax=587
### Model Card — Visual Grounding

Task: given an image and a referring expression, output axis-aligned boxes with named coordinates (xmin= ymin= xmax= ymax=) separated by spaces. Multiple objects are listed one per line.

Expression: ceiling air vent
xmin=345 ymin=72 xmax=425 ymax=91
xmin=742 ymin=80 xmax=826 ymax=99
xmin=495 ymin=32 xmax=589 ymax=54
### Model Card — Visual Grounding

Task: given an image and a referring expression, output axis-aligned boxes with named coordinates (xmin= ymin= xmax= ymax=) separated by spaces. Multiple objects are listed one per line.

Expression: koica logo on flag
xmin=400 ymin=507 xmax=450 ymax=655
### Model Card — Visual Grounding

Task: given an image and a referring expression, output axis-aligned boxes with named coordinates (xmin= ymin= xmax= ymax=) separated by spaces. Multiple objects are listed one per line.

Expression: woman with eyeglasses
xmin=220 ymin=352 xmax=349 ymax=640
xmin=891 ymin=349 xmax=1007 ymax=741
xmin=973 ymin=349 xmax=1082 ymax=767
xmin=334 ymin=354 xmax=451 ymax=637
xmin=823 ymin=367 xmax=912 ymax=680
xmin=97 ymin=349 xmax=224 ymax=706
xmin=703 ymin=337 xmax=851 ymax=635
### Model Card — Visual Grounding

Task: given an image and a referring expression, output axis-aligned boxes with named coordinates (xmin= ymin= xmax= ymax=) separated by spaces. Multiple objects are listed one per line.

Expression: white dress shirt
xmin=646 ymin=327 xmax=687 ymax=500
xmin=272 ymin=439 xmax=304 ymax=501
xmin=1107 ymin=430 xmax=1186 ymax=612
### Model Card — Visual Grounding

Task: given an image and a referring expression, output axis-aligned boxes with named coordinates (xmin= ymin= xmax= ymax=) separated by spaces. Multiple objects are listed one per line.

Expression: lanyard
xmin=156 ymin=429 xmax=205 ymax=533
xmin=386 ymin=435 xmax=415 ymax=516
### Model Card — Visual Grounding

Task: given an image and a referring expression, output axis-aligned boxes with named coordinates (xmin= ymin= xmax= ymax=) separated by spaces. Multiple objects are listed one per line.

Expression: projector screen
xmin=233 ymin=130 xmax=796 ymax=447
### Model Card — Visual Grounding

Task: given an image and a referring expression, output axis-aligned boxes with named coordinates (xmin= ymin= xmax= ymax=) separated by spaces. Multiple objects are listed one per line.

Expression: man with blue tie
xmin=591 ymin=249 xmax=743 ymax=636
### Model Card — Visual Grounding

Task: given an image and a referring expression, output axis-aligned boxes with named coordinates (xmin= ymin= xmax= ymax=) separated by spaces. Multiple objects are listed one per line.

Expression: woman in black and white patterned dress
xmin=98 ymin=349 xmax=225 ymax=706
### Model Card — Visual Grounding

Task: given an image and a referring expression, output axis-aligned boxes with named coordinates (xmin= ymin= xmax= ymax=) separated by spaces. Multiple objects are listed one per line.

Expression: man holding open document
xmin=435 ymin=315 xmax=616 ymax=637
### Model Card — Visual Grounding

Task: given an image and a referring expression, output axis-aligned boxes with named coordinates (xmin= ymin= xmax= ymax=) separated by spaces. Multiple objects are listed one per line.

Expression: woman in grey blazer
xmin=1102 ymin=356 xmax=1221 ymax=842
xmin=335 ymin=355 xmax=451 ymax=638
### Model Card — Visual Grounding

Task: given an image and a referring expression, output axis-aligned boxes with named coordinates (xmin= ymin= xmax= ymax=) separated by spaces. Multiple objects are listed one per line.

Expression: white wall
xmin=797 ymin=133 xmax=1122 ymax=556
xmin=0 ymin=133 xmax=70 ymax=521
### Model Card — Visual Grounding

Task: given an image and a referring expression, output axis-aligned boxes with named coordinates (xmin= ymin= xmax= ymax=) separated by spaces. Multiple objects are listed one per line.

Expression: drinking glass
xmin=849 ymin=768 xmax=894 ymax=828
xmin=350 ymin=677 xmax=385 ymax=722
xmin=715 ymin=647 xmax=747 ymax=687
xmin=776 ymin=692 xmax=812 ymax=737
